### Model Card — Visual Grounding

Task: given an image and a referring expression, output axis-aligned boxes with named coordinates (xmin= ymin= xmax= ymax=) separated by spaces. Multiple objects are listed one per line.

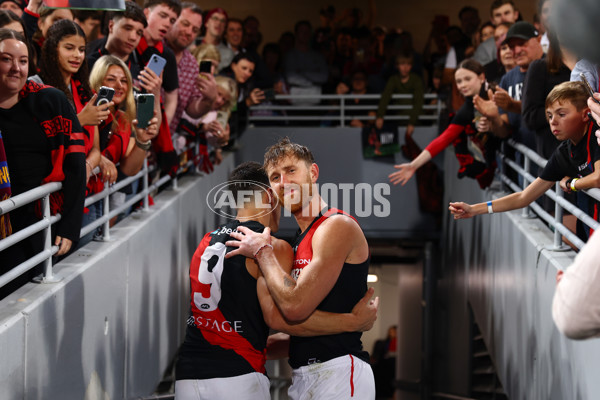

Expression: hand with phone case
xmin=138 ymin=66 xmax=163 ymax=95
xmin=77 ymin=91 xmax=114 ymax=126
xmin=204 ymin=119 xmax=230 ymax=147
xmin=135 ymin=93 xmax=155 ymax=129
xmin=133 ymin=109 xmax=159 ymax=141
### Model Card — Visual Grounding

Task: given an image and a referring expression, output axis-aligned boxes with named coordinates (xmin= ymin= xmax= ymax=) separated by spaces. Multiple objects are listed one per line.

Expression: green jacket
xmin=376 ymin=73 xmax=424 ymax=125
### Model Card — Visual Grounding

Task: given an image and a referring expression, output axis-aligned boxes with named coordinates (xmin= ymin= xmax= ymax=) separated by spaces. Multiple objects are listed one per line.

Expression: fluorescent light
xmin=367 ymin=274 xmax=378 ymax=283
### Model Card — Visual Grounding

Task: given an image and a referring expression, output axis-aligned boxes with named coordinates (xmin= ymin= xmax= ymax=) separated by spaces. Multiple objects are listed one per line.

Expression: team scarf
xmin=0 ymin=131 xmax=12 ymax=239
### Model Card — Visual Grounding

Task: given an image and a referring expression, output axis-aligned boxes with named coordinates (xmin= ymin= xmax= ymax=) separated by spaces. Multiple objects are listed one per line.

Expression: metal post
xmin=498 ymin=143 xmax=504 ymax=184
xmin=553 ymin=183 xmax=567 ymax=250
xmin=102 ymin=183 xmax=111 ymax=241
xmin=340 ymin=96 xmax=345 ymax=127
xmin=436 ymin=96 xmax=442 ymax=127
xmin=41 ymin=193 xmax=53 ymax=280
xmin=143 ymin=159 xmax=150 ymax=211
xmin=521 ymin=155 xmax=531 ymax=218
xmin=172 ymin=172 xmax=178 ymax=190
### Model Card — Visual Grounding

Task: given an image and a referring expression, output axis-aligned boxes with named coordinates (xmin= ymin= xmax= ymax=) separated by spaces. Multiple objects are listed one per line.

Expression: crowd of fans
xmin=0 ymin=0 xmax=599 ymax=301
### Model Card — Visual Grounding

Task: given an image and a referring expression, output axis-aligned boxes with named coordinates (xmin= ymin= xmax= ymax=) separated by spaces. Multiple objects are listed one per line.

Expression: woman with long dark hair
xmin=389 ymin=59 xmax=499 ymax=189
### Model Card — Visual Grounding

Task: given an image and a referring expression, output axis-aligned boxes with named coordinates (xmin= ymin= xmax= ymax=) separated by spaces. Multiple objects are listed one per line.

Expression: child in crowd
xmin=449 ymin=81 xmax=600 ymax=240
xmin=33 ymin=20 xmax=113 ymax=246
xmin=30 ymin=6 xmax=74 ymax=67
xmin=376 ymin=52 xmax=424 ymax=137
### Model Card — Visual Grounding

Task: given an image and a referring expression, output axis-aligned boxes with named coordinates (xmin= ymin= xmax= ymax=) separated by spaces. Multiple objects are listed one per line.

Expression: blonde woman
xmin=80 ymin=55 xmax=158 ymax=245
xmin=88 ymin=55 xmax=159 ymax=179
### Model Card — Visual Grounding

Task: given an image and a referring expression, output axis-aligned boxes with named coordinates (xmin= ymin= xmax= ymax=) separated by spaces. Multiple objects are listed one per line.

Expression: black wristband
xmin=565 ymin=178 xmax=573 ymax=193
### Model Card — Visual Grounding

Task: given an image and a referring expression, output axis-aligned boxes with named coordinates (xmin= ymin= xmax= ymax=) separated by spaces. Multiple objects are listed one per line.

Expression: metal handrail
xmin=248 ymin=92 xmax=444 ymax=127
xmin=0 ymin=138 xmax=200 ymax=289
xmin=500 ymin=139 xmax=599 ymax=250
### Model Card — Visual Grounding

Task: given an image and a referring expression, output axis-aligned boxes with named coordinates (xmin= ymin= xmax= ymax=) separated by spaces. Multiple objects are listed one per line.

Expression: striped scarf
xmin=0 ymin=131 xmax=11 ymax=239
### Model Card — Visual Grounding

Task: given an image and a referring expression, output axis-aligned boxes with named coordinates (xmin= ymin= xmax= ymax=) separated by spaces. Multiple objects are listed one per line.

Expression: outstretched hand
xmin=448 ymin=202 xmax=475 ymax=219
xmin=389 ymin=163 xmax=416 ymax=186
xmin=225 ymin=226 xmax=272 ymax=259
xmin=351 ymin=287 xmax=379 ymax=332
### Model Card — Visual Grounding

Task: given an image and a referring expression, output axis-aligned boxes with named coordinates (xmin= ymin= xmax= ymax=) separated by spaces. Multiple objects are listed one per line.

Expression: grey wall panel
xmin=441 ymin=150 xmax=600 ymax=399
xmin=0 ymin=156 xmax=236 ymax=399
xmin=23 ymin=247 xmax=128 ymax=399
xmin=0 ymin=314 xmax=25 ymax=400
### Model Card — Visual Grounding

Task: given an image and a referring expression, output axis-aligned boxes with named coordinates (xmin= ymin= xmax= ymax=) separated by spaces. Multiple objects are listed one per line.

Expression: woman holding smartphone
xmin=83 ymin=55 xmax=158 ymax=241
xmin=31 ymin=19 xmax=109 ymax=183
xmin=89 ymin=55 xmax=159 ymax=177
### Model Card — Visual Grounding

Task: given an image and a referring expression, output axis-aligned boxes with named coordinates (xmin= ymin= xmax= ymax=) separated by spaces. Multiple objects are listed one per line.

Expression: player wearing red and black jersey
xmin=228 ymin=141 xmax=377 ymax=399
xmin=176 ymin=161 xmax=378 ymax=400
xmin=176 ymin=219 xmax=272 ymax=381
xmin=289 ymin=207 xmax=370 ymax=369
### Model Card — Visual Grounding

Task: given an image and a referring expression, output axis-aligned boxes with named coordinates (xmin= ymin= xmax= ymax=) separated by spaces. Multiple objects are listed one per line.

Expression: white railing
xmin=0 ymin=140 xmax=201 ymax=290
xmin=248 ymin=93 xmax=444 ymax=126
xmin=498 ymin=139 xmax=600 ymax=251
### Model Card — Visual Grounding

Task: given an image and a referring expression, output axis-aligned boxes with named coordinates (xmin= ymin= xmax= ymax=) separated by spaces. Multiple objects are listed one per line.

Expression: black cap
xmin=503 ymin=21 xmax=539 ymax=44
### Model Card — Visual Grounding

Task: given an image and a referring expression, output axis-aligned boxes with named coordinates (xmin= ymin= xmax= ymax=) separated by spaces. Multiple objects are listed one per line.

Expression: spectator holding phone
xmin=200 ymin=7 xmax=233 ymax=72
xmin=220 ymin=52 xmax=263 ymax=139
xmin=201 ymin=76 xmax=236 ymax=147
xmin=31 ymin=20 xmax=118 ymax=246
xmin=191 ymin=43 xmax=220 ymax=75
xmin=135 ymin=0 xmax=182 ymax=175
xmin=86 ymin=2 xmax=163 ymax=130
xmin=165 ymin=2 xmax=217 ymax=139
xmin=0 ymin=29 xmax=86 ymax=294
xmin=81 ymin=55 xmax=159 ymax=242
xmin=31 ymin=19 xmax=107 ymax=187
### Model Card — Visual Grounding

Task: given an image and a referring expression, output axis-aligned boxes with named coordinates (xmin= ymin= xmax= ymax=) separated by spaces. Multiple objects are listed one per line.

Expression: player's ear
xmin=266 ymin=187 xmax=276 ymax=206
xmin=310 ymin=163 xmax=319 ymax=183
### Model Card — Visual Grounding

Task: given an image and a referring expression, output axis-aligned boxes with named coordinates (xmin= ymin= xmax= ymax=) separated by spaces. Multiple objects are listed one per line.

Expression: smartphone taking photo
xmin=580 ymin=73 xmax=600 ymax=104
xmin=199 ymin=60 xmax=212 ymax=74
xmin=95 ymin=86 xmax=115 ymax=106
xmin=263 ymin=88 xmax=275 ymax=101
xmin=136 ymin=93 xmax=155 ymax=129
xmin=146 ymin=54 xmax=167 ymax=76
